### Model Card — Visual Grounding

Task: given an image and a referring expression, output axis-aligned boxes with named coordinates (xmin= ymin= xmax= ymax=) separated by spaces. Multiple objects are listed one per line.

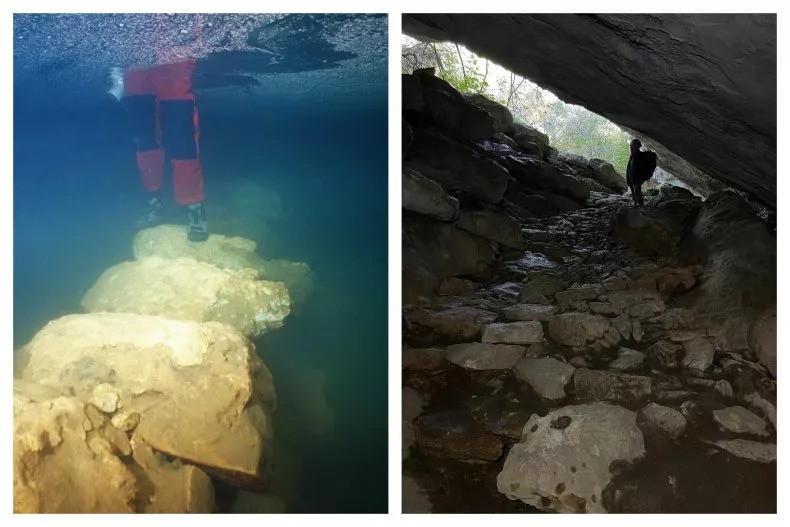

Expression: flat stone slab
xmin=446 ymin=342 xmax=526 ymax=370
xmin=712 ymin=406 xmax=770 ymax=437
xmin=503 ymin=303 xmax=558 ymax=322
xmin=482 ymin=321 xmax=543 ymax=345
xmin=705 ymin=439 xmax=776 ymax=463
xmin=513 ymin=357 xmax=575 ymax=400
xmin=548 ymin=312 xmax=610 ymax=347
xmin=573 ymin=368 xmax=652 ymax=403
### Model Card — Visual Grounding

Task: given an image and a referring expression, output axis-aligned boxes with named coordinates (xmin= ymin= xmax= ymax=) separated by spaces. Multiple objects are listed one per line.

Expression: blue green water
xmin=14 ymin=13 xmax=387 ymax=513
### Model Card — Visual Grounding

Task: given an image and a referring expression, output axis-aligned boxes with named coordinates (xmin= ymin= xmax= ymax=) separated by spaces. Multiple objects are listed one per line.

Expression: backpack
xmin=636 ymin=150 xmax=658 ymax=185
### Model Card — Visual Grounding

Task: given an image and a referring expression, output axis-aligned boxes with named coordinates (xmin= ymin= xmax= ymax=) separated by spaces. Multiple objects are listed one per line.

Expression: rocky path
xmin=401 ymin=70 xmax=776 ymax=513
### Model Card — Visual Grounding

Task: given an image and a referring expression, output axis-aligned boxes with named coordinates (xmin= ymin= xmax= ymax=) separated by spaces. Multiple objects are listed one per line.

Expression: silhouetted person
xmin=626 ymin=139 xmax=658 ymax=207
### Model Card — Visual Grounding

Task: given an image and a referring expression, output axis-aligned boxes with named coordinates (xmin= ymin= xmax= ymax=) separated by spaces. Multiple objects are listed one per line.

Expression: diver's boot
xmin=136 ymin=195 xmax=163 ymax=229
xmin=187 ymin=202 xmax=209 ymax=242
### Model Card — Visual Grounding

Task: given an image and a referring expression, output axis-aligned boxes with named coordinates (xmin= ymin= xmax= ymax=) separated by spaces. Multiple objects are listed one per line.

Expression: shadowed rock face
xmin=403 ymin=14 xmax=776 ymax=207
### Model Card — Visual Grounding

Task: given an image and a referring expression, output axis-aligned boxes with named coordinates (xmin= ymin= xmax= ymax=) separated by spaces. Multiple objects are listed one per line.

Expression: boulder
xmin=638 ymin=402 xmax=686 ymax=438
xmin=406 ymin=305 xmax=497 ymax=345
xmin=588 ymin=158 xmax=628 ymax=193
xmin=414 ymin=410 xmax=504 ymax=461
xmin=512 ymin=122 xmax=550 ymax=158
xmin=18 ymin=313 xmax=276 ymax=488
xmin=573 ymin=369 xmax=652 ymax=403
xmin=608 ymin=348 xmax=646 ymax=372
xmin=548 ymin=312 xmax=610 ymax=347
xmin=446 ymin=342 xmax=526 ymax=370
xmin=513 ymin=357 xmax=575 ymax=400
xmin=605 ymin=290 xmax=665 ymax=318
xmin=402 ymin=166 xmax=459 ymax=221
xmin=505 ymin=155 xmax=610 ymax=202
xmin=407 ymin=128 xmax=509 ymax=203
xmin=497 ymin=402 xmax=645 ymax=513
xmin=418 ymin=73 xmax=496 ymax=140
xmin=482 ymin=321 xmax=543 ymax=345
xmin=403 ymin=214 xmax=496 ymax=304
xmin=133 ymin=225 xmax=314 ymax=309
xmin=681 ymin=337 xmax=715 ymax=371
xmin=503 ymin=303 xmax=558 ymax=322
xmin=464 ymin=93 xmax=514 ymax=134
xmin=82 ymin=256 xmax=291 ymax=337
xmin=520 ymin=274 xmax=569 ymax=299
xmin=456 ymin=209 xmax=526 ymax=250
xmin=614 ymin=205 xmax=691 ymax=256
xmin=682 ymin=191 xmax=775 ymax=311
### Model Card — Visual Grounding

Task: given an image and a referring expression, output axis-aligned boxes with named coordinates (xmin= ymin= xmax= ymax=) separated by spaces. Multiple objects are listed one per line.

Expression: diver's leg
xmin=635 ymin=183 xmax=644 ymax=206
xmin=155 ymin=60 xmax=207 ymax=241
xmin=125 ymin=67 xmax=165 ymax=227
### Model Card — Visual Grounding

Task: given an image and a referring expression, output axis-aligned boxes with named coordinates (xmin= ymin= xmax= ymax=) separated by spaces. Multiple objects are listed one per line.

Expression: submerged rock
xmin=497 ymin=402 xmax=645 ymax=513
xmin=18 ymin=313 xmax=276 ymax=488
xmin=82 ymin=256 xmax=291 ymax=337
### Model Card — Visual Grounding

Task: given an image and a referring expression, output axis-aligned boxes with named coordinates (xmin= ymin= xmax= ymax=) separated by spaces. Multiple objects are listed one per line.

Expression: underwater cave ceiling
xmin=403 ymin=14 xmax=777 ymax=208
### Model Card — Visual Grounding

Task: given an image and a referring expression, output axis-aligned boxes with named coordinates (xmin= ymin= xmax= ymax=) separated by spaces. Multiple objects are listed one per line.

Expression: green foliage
xmin=401 ymin=38 xmax=632 ymax=174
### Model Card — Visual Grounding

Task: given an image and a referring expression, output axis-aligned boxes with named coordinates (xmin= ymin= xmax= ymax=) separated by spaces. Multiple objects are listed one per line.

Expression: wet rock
xmin=408 ymin=128 xmax=509 ymax=203
xmin=406 ymin=305 xmax=497 ymax=345
xmin=520 ymin=274 xmax=569 ymax=299
xmin=403 ymin=347 xmax=446 ymax=370
xmin=681 ymin=337 xmax=716 ymax=371
xmin=513 ymin=357 xmax=575 ymax=400
xmin=548 ymin=312 xmax=610 ymax=347
xmin=18 ymin=313 xmax=276 ymax=488
xmin=493 ymin=132 xmax=519 ymax=150
xmin=503 ymin=303 xmax=558 ymax=322
xmin=497 ymin=402 xmax=645 ymax=513
xmin=446 ymin=342 xmax=526 ymax=370
xmin=705 ymin=439 xmax=776 ymax=463
xmin=638 ymin=402 xmax=686 ymax=438
xmin=414 ymin=410 xmax=504 ymax=461
xmin=712 ymin=406 xmax=769 ymax=437
xmin=749 ymin=308 xmax=776 ymax=377
xmin=482 ymin=321 xmax=543 ymax=345
xmin=402 ymin=167 xmax=459 ymax=221
xmin=82 ymin=256 xmax=291 ymax=337
xmin=457 ymin=210 xmax=526 ymax=250
xmin=111 ymin=408 xmax=141 ymax=432
xmin=573 ymin=369 xmax=652 ymax=403
xmin=608 ymin=348 xmax=646 ymax=372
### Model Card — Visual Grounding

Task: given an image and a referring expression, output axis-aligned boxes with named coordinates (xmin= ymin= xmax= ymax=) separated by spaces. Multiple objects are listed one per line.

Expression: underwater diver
xmin=107 ymin=16 xmax=208 ymax=242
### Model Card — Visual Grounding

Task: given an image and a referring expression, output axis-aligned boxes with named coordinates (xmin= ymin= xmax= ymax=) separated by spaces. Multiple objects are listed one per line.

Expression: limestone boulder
xmin=82 ymin=256 xmax=290 ymax=337
xmin=497 ymin=402 xmax=645 ymax=513
xmin=18 ymin=313 xmax=276 ymax=488
xmin=402 ymin=166 xmax=459 ymax=221
xmin=133 ymin=225 xmax=315 ymax=309
xmin=638 ymin=402 xmax=686 ymax=438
